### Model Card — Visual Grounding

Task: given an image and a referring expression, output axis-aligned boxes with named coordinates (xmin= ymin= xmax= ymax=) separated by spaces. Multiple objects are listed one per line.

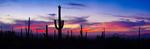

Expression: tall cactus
xmin=54 ymin=30 xmax=56 ymax=38
xmin=44 ymin=25 xmax=48 ymax=39
xmin=11 ymin=26 xmax=14 ymax=32
xmin=0 ymin=25 xmax=2 ymax=32
xmin=70 ymin=30 xmax=73 ymax=37
xmin=20 ymin=28 xmax=23 ymax=38
xmin=27 ymin=17 xmax=31 ymax=35
xmin=80 ymin=24 xmax=83 ymax=38
xmin=101 ymin=28 xmax=105 ymax=38
xmin=85 ymin=31 xmax=87 ymax=38
xmin=54 ymin=5 xmax=64 ymax=39
xmin=26 ymin=17 xmax=31 ymax=39
xmin=67 ymin=30 xmax=69 ymax=37
xmin=138 ymin=26 xmax=141 ymax=40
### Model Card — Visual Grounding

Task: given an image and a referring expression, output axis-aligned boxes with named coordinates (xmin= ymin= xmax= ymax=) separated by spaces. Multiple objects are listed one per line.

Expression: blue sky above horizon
xmin=0 ymin=0 xmax=150 ymax=24
xmin=0 ymin=0 xmax=150 ymax=36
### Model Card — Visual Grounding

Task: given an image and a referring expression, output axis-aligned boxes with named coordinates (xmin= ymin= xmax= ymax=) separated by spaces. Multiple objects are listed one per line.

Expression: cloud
xmin=48 ymin=13 xmax=56 ymax=16
xmin=0 ymin=13 xmax=56 ymax=24
xmin=67 ymin=3 xmax=86 ymax=7
xmin=65 ymin=16 xmax=89 ymax=24
xmin=0 ymin=15 xmax=16 ymax=24
xmin=64 ymin=3 xmax=87 ymax=9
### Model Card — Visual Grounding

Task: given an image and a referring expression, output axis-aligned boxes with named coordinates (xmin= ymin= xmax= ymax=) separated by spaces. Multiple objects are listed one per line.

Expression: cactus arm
xmin=54 ymin=20 xmax=59 ymax=29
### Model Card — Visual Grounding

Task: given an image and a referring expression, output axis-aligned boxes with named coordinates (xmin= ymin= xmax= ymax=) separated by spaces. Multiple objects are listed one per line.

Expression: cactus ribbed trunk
xmin=54 ymin=5 xmax=64 ymax=39
xmin=80 ymin=24 xmax=83 ymax=38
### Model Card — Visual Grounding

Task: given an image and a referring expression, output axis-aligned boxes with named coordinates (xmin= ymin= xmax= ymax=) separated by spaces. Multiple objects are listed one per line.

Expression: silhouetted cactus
xmin=138 ymin=26 xmax=141 ymax=40
xmin=70 ymin=30 xmax=73 ymax=37
xmin=20 ymin=28 xmax=23 ymax=38
xmin=85 ymin=31 xmax=88 ymax=38
xmin=80 ymin=24 xmax=83 ymax=38
xmin=11 ymin=26 xmax=14 ymax=32
xmin=25 ymin=28 xmax=28 ymax=36
xmin=54 ymin=30 xmax=56 ymax=38
xmin=27 ymin=17 xmax=31 ymax=35
xmin=26 ymin=17 xmax=31 ymax=39
xmin=43 ymin=25 xmax=48 ymax=39
xmin=54 ymin=5 xmax=64 ymax=39
xmin=0 ymin=25 xmax=2 ymax=33
xmin=101 ymin=28 xmax=105 ymax=39
xmin=66 ymin=30 xmax=70 ymax=38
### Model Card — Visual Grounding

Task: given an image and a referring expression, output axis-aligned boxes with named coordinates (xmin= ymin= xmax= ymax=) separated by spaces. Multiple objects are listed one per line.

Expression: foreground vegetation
xmin=0 ymin=31 xmax=149 ymax=49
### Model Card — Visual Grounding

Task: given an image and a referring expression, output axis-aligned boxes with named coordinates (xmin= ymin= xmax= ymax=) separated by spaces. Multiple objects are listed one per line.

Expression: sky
xmin=0 ymin=0 xmax=150 ymax=37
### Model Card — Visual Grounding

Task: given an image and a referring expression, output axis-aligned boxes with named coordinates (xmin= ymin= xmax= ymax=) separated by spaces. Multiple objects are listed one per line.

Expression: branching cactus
xmin=54 ymin=5 xmax=64 ymax=39
xmin=80 ymin=24 xmax=83 ymax=38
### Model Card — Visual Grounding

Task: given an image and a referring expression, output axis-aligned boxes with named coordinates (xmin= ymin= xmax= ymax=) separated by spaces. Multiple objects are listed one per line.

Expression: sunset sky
xmin=0 ymin=0 xmax=150 ymax=37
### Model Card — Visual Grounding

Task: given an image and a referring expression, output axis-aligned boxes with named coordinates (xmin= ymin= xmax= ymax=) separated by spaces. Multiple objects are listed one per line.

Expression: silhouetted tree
xmin=54 ymin=5 xmax=64 ymax=39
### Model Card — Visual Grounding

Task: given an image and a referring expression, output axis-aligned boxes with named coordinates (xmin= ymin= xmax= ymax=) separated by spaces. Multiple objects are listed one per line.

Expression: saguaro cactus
xmin=85 ymin=31 xmax=88 ymax=38
xmin=44 ymin=25 xmax=49 ymax=39
xmin=26 ymin=17 xmax=31 ymax=38
xmin=27 ymin=17 xmax=31 ymax=35
xmin=138 ymin=26 xmax=141 ymax=40
xmin=80 ymin=24 xmax=83 ymax=37
xmin=0 ymin=25 xmax=2 ymax=32
xmin=11 ymin=26 xmax=14 ymax=32
xmin=70 ymin=30 xmax=73 ymax=38
xmin=101 ymin=28 xmax=105 ymax=38
xmin=67 ymin=30 xmax=70 ymax=37
xmin=54 ymin=30 xmax=56 ymax=37
xmin=54 ymin=5 xmax=64 ymax=39
xmin=20 ymin=28 xmax=23 ymax=38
